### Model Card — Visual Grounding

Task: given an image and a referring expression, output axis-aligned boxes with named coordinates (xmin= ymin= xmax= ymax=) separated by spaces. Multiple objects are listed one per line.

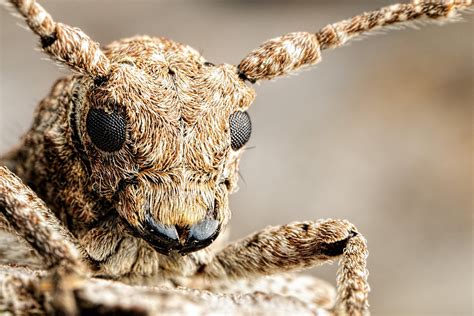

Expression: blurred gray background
xmin=1 ymin=1 xmax=472 ymax=315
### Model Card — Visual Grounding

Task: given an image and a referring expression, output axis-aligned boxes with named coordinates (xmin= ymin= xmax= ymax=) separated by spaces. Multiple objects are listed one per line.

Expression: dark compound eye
xmin=229 ymin=111 xmax=252 ymax=150
xmin=86 ymin=108 xmax=126 ymax=152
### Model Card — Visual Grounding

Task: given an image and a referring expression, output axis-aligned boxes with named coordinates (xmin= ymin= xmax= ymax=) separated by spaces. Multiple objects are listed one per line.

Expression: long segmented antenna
xmin=9 ymin=0 xmax=110 ymax=78
xmin=238 ymin=0 xmax=473 ymax=82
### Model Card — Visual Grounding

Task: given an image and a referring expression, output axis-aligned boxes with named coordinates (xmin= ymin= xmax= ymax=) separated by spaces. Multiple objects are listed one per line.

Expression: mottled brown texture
xmin=1 ymin=266 xmax=328 ymax=315
xmin=0 ymin=0 xmax=471 ymax=315
xmin=10 ymin=0 xmax=110 ymax=77
xmin=238 ymin=0 xmax=472 ymax=81
xmin=0 ymin=167 xmax=83 ymax=270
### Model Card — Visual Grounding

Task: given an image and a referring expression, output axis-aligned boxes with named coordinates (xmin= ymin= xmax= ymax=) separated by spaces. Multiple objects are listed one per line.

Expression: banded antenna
xmin=9 ymin=0 xmax=110 ymax=79
xmin=238 ymin=0 xmax=472 ymax=82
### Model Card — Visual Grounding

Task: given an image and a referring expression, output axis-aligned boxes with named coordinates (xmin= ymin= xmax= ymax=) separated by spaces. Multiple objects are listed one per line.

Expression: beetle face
xmin=72 ymin=36 xmax=255 ymax=255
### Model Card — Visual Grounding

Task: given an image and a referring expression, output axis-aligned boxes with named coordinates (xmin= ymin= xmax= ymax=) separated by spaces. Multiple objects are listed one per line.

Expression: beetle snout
xmin=142 ymin=215 xmax=220 ymax=255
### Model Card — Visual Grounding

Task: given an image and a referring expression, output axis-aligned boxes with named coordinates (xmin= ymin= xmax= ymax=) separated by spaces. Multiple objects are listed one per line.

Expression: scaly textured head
xmin=71 ymin=37 xmax=255 ymax=255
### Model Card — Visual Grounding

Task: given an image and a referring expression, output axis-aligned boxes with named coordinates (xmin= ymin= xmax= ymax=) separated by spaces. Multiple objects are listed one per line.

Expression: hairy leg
xmin=196 ymin=219 xmax=370 ymax=315
xmin=0 ymin=166 xmax=84 ymax=270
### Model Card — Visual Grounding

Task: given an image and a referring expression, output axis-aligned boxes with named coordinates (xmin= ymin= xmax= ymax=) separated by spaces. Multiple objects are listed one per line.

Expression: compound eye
xmin=229 ymin=111 xmax=252 ymax=150
xmin=86 ymin=108 xmax=126 ymax=152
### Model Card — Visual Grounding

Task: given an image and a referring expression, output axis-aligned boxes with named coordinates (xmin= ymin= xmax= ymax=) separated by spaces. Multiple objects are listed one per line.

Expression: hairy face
xmin=71 ymin=36 xmax=255 ymax=255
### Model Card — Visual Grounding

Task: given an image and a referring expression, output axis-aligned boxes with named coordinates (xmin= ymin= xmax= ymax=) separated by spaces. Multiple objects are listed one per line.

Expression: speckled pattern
xmin=0 ymin=0 xmax=471 ymax=315
xmin=238 ymin=1 xmax=472 ymax=81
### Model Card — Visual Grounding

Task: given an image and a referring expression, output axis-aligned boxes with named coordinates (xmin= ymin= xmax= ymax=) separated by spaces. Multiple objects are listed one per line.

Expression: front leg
xmin=0 ymin=166 xmax=84 ymax=269
xmin=0 ymin=166 xmax=94 ymax=313
xmin=198 ymin=219 xmax=370 ymax=315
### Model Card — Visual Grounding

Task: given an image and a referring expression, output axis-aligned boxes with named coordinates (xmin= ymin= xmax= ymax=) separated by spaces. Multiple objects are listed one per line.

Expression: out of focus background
xmin=1 ymin=1 xmax=472 ymax=315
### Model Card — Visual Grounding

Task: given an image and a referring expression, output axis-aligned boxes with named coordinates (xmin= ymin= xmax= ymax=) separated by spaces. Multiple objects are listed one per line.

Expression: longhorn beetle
xmin=0 ymin=1 xmax=471 ymax=314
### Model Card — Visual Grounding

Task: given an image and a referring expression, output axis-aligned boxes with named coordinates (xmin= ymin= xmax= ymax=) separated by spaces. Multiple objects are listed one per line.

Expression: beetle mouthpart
xmin=141 ymin=215 xmax=221 ymax=256
xmin=179 ymin=218 xmax=220 ymax=255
